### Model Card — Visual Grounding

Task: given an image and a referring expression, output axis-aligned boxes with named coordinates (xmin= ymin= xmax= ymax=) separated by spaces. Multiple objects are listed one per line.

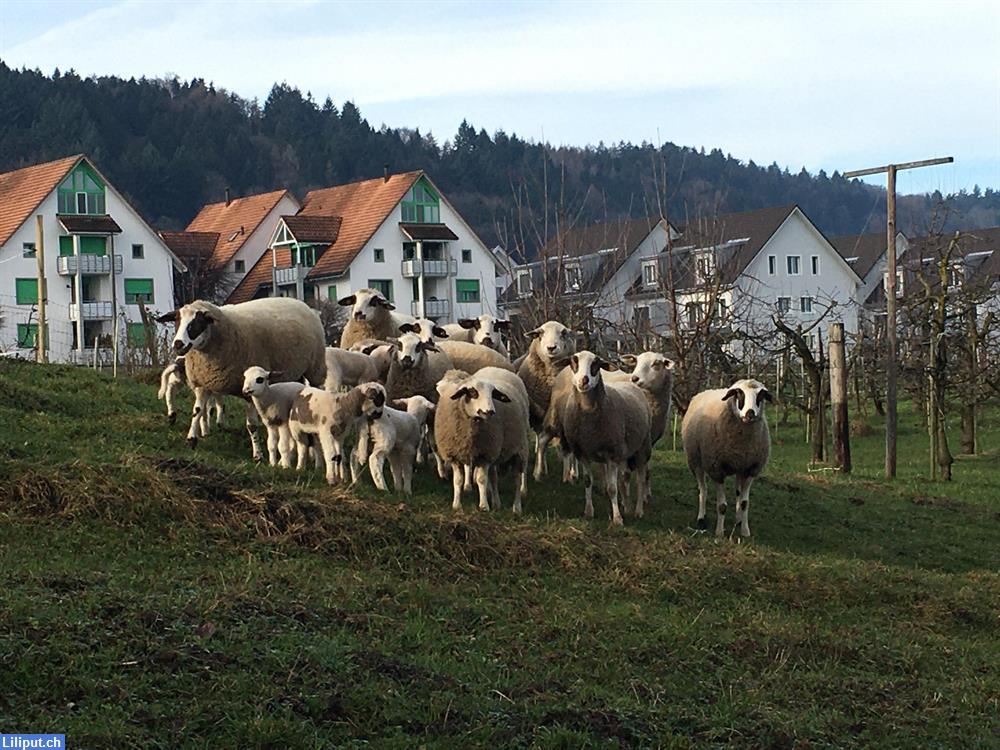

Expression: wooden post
xmin=35 ymin=216 xmax=47 ymax=363
xmin=110 ymin=233 xmax=118 ymax=378
xmin=829 ymin=322 xmax=851 ymax=473
xmin=928 ymin=334 xmax=937 ymax=480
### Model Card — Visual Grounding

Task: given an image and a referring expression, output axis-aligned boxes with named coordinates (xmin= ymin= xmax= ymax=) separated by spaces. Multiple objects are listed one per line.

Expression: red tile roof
xmin=227 ymin=247 xmax=287 ymax=304
xmin=159 ymin=231 xmax=221 ymax=263
xmin=58 ymin=214 xmax=122 ymax=234
xmin=282 ymin=215 xmax=342 ymax=244
xmin=0 ymin=154 xmax=81 ymax=247
xmin=186 ymin=189 xmax=291 ymax=269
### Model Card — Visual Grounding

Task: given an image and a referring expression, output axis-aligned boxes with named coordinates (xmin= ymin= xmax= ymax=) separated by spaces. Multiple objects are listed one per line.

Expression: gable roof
xmin=539 ymin=215 xmax=668 ymax=260
xmin=159 ymin=231 xmax=221 ymax=263
xmin=186 ymin=189 xmax=291 ymax=269
xmin=0 ymin=154 xmax=81 ymax=247
xmin=282 ymin=214 xmax=343 ymax=244
xmin=829 ymin=232 xmax=902 ymax=279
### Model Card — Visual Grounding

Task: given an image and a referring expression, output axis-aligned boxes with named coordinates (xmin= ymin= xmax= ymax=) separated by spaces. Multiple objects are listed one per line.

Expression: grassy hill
xmin=0 ymin=359 xmax=997 ymax=748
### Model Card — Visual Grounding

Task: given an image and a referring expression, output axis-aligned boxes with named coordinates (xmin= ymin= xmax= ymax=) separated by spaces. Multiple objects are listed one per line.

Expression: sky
xmin=1 ymin=0 xmax=998 ymax=195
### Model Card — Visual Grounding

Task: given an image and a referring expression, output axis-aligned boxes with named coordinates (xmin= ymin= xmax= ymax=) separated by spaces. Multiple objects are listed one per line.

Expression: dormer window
xmin=516 ymin=269 xmax=532 ymax=297
xmin=565 ymin=264 xmax=582 ymax=292
xmin=694 ymin=252 xmax=715 ymax=283
xmin=642 ymin=260 xmax=658 ymax=287
xmin=57 ymin=162 xmax=106 ymax=215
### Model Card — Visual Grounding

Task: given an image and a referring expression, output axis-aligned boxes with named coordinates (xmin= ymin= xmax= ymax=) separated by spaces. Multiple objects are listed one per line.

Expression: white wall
xmin=223 ymin=193 xmax=300 ymax=300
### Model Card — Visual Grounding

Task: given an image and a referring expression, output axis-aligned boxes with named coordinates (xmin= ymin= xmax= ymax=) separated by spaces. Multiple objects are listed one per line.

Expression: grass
xmin=0 ymin=358 xmax=997 ymax=748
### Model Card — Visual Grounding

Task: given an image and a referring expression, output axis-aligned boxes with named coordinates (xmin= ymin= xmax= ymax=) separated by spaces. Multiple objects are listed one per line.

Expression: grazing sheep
xmin=437 ymin=340 xmax=514 ymax=374
xmin=338 ymin=289 xmax=414 ymax=349
xmin=241 ymin=366 xmax=306 ymax=468
xmin=159 ymin=298 xmax=326 ymax=460
xmin=515 ymin=321 xmax=577 ymax=478
xmin=681 ymin=379 xmax=772 ymax=539
xmin=324 ymin=347 xmax=379 ymax=392
xmin=442 ymin=315 xmax=511 ymax=356
xmin=384 ymin=332 xmax=454 ymax=403
xmin=348 ymin=339 xmax=394 ymax=382
xmin=434 ymin=367 xmax=530 ymax=513
xmin=556 ymin=351 xmax=652 ymax=525
xmin=157 ymin=359 xmax=223 ymax=428
xmin=288 ymin=382 xmax=383 ymax=484
xmin=351 ymin=384 xmax=422 ymax=496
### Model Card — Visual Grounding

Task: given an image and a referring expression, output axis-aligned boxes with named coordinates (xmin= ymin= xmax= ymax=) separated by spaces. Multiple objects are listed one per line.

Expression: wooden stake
xmin=829 ymin=322 xmax=851 ymax=473
xmin=35 ymin=216 xmax=47 ymax=363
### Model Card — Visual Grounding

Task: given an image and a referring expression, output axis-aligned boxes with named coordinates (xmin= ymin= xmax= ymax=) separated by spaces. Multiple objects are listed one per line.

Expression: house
xmin=0 ymin=154 xmax=185 ymax=363
xmin=229 ymin=170 xmax=498 ymax=322
xmin=161 ymin=188 xmax=299 ymax=304
xmin=829 ymin=231 xmax=909 ymax=311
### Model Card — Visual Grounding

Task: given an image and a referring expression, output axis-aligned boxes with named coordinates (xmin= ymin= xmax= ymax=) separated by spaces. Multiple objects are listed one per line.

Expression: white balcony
xmin=411 ymin=299 xmax=450 ymax=318
xmin=57 ymin=254 xmax=123 ymax=276
xmin=401 ymin=258 xmax=457 ymax=278
xmin=69 ymin=301 xmax=114 ymax=321
xmin=274 ymin=265 xmax=308 ymax=286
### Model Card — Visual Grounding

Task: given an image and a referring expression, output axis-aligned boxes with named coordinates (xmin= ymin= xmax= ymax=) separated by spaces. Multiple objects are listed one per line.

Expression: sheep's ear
xmin=155 ymin=310 xmax=179 ymax=324
xmin=458 ymin=318 xmax=477 ymax=330
xmin=492 ymin=388 xmax=512 ymax=403
xmin=361 ymin=343 xmax=380 ymax=355
xmin=552 ymin=356 xmax=573 ymax=370
xmin=373 ymin=390 xmax=385 ymax=407
xmin=337 ymin=295 xmax=356 ymax=307
xmin=495 ymin=320 xmax=511 ymax=331
xmin=422 ymin=340 xmax=441 ymax=353
xmin=526 ymin=327 xmax=542 ymax=340
xmin=375 ymin=297 xmax=395 ymax=310
xmin=759 ymin=389 xmax=773 ymax=403
xmin=450 ymin=386 xmax=470 ymax=400
xmin=599 ymin=360 xmax=619 ymax=372
xmin=432 ymin=325 xmax=449 ymax=339
xmin=722 ymin=388 xmax=741 ymax=402
xmin=398 ymin=323 xmax=418 ymax=334
xmin=663 ymin=358 xmax=676 ymax=370
xmin=620 ymin=354 xmax=637 ymax=368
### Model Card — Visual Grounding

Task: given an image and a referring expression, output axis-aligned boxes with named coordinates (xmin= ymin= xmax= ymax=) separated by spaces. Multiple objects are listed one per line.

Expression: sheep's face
xmin=622 ymin=352 xmax=675 ymax=390
xmin=527 ymin=321 xmax=576 ymax=361
xmin=393 ymin=332 xmax=438 ymax=370
xmin=339 ymin=289 xmax=394 ymax=322
xmin=242 ymin=366 xmax=271 ymax=398
xmin=360 ymin=383 xmax=387 ymax=420
xmin=173 ymin=307 xmax=215 ymax=355
xmin=450 ymin=377 xmax=512 ymax=422
xmin=723 ymin=379 xmax=773 ymax=424
xmin=399 ymin=319 xmax=447 ymax=343
xmin=568 ymin=350 xmax=617 ymax=393
xmin=459 ymin=315 xmax=510 ymax=350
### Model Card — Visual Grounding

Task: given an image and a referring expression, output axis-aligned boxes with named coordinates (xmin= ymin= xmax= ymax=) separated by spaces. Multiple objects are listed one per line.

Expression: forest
xmin=2 ymin=62 xmax=998 ymax=256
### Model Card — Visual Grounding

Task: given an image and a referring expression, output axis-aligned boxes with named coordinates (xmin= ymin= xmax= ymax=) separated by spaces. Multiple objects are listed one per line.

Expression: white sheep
xmin=338 ymin=289 xmax=415 ymax=349
xmin=399 ymin=318 xmax=449 ymax=343
xmin=681 ymin=379 xmax=772 ymax=539
xmin=384 ymin=332 xmax=454 ymax=404
xmin=442 ymin=315 xmax=511 ymax=356
xmin=241 ymin=366 xmax=306 ymax=468
xmin=159 ymin=298 xmax=326 ymax=460
xmin=555 ymin=351 xmax=652 ymax=525
xmin=390 ymin=395 xmax=436 ymax=464
xmin=348 ymin=339 xmax=394 ymax=382
xmin=323 ymin=347 xmax=379 ymax=392
xmin=157 ymin=358 xmax=223 ymax=428
xmin=436 ymin=340 xmax=514 ymax=374
xmin=434 ymin=367 xmax=530 ymax=513
xmin=351 ymin=384 xmax=423 ymax=496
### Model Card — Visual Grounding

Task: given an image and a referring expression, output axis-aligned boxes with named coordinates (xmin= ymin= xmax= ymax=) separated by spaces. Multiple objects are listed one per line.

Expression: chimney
xmin=383 ymin=164 xmax=389 ymax=183
xmin=225 ymin=187 xmax=231 ymax=207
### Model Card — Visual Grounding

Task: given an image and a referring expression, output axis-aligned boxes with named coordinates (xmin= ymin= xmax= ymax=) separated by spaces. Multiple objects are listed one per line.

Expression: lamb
xmin=436 ymin=340 xmax=514 ymax=374
xmin=434 ymin=367 xmax=530 ymax=513
xmin=350 ymin=384 xmax=424 ymax=496
xmin=157 ymin=358 xmax=223 ymax=428
xmin=681 ymin=379 xmax=772 ymax=539
xmin=288 ymin=382 xmax=384 ymax=485
xmin=241 ymin=366 xmax=306 ymax=468
xmin=442 ymin=315 xmax=511 ymax=356
xmin=384 ymin=332 xmax=454 ymax=403
xmin=323 ymin=347 xmax=379 ymax=392
xmin=338 ymin=289 xmax=415 ymax=349
xmin=348 ymin=339 xmax=394 ymax=382
xmin=555 ymin=351 xmax=652 ymax=525
xmin=159 ymin=298 xmax=326 ymax=460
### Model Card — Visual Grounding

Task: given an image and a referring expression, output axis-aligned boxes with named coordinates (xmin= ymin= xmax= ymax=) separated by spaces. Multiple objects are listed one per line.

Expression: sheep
xmin=349 ymin=384 xmax=424 ymax=496
xmin=434 ymin=367 xmax=530 ymax=513
xmin=348 ymin=339 xmax=394 ymax=382
xmin=555 ymin=351 xmax=652 ymax=525
xmin=241 ymin=366 xmax=306 ymax=468
xmin=436 ymin=340 xmax=514 ymax=374
xmin=323 ymin=347 xmax=379 ymax=392
xmin=681 ymin=379 xmax=772 ymax=539
xmin=157 ymin=358 xmax=223 ymax=428
xmin=442 ymin=315 xmax=511 ymax=356
xmin=515 ymin=320 xmax=577 ymax=478
xmin=384 ymin=332 xmax=454 ymax=404
xmin=159 ymin=298 xmax=326 ymax=460
xmin=338 ymin=289 xmax=415 ymax=349
xmin=399 ymin=318 xmax=449 ymax=343
xmin=288 ymin=381 xmax=383 ymax=485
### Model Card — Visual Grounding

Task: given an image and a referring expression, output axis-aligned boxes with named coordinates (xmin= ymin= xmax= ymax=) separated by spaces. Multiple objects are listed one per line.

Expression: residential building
xmin=0 ymin=155 xmax=185 ymax=363
xmin=829 ymin=231 xmax=909 ymax=311
xmin=229 ymin=171 xmax=498 ymax=322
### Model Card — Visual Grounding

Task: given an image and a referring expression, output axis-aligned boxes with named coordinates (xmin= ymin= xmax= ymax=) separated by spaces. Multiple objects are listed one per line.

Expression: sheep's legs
xmin=714 ymin=482 xmax=727 ymax=539
xmin=511 ymin=458 xmax=525 ymax=515
xmin=464 ymin=464 xmax=473 ymax=491
xmin=390 ymin=451 xmax=412 ymax=497
xmin=186 ymin=389 xmax=208 ymax=447
xmin=277 ymin=427 xmax=295 ymax=469
xmin=605 ymin=463 xmax=623 ymax=526
xmin=451 ymin=463 xmax=464 ymax=510
xmin=319 ymin=431 xmax=338 ymax=485
xmin=533 ymin=431 xmax=552 ymax=481
xmin=245 ymin=402 xmax=263 ymax=463
xmin=265 ymin=426 xmax=280 ymax=466
xmin=164 ymin=382 xmax=179 ymax=424
xmin=633 ymin=463 xmax=647 ymax=519
xmin=293 ymin=434 xmax=308 ymax=471
xmin=351 ymin=431 xmax=370 ymax=484
xmin=734 ymin=475 xmax=753 ymax=538
xmin=695 ymin=468 xmax=708 ymax=530
xmin=368 ymin=450 xmax=388 ymax=491
xmin=488 ymin=465 xmax=500 ymax=511
xmin=583 ymin=463 xmax=595 ymax=519
xmin=212 ymin=397 xmax=224 ymax=428
xmin=474 ymin=464 xmax=490 ymax=511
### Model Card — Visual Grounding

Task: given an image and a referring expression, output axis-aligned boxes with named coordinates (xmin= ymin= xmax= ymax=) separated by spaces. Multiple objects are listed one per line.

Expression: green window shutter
xmin=124 ymin=278 xmax=154 ymax=304
xmin=80 ymin=236 xmax=107 ymax=255
xmin=456 ymin=279 xmax=480 ymax=303
xmin=15 ymin=278 xmax=39 ymax=305
xmin=17 ymin=323 xmax=48 ymax=349
xmin=127 ymin=323 xmax=147 ymax=347
xmin=327 ymin=284 xmax=338 ymax=301
xmin=59 ymin=236 xmax=74 ymax=256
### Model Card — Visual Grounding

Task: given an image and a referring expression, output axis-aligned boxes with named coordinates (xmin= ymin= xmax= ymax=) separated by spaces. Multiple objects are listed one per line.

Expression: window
xmin=768 ymin=256 xmax=776 ymax=275
xmin=457 ymin=279 xmax=481 ymax=303
xmin=948 ymin=265 xmax=964 ymax=290
xmin=327 ymin=285 xmax=338 ymax=301
xmin=717 ymin=297 xmax=728 ymax=320
xmin=17 ymin=323 xmax=48 ymax=349
xmin=234 ymin=260 xmax=245 ymax=273
xmin=642 ymin=260 xmax=658 ymax=287
xmin=368 ymin=279 xmax=393 ymax=302
xmin=787 ymin=256 xmax=801 ymax=275
xmin=686 ymin=302 xmax=704 ymax=328
xmin=15 ymin=278 xmax=39 ymax=305
xmin=565 ymin=264 xmax=582 ymax=292
xmin=22 ymin=242 xmax=36 ymax=258
xmin=400 ymin=178 xmax=440 ymax=223
xmin=124 ymin=278 xmax=154 ymax=304
xmin=291 ymin=245 xmax=318 ymax=267
xmin=132 ymin=243 xmax=144 ymax=260
xmin=811 ymin=255 xmax=820 ymax=275
xmin=883 ymin=270 xmax=904 ymax=297
xmin=694 ymin=252 xmax=715 ymax=282
xmin=800 ymin=296 xmax=814 ymax=313
xmin=776 ymin=297 xmax=791 ymax=313
xmin=374 ymin=248 xmax=385 ymax=263
xmin=57 ymin=162 xmax=106 ymax=215
xmin=634 ymin=306 xmax=651 ymax=330
xmin=516 ymin=270 xmax=532 ymax=297
xmin=462 ymin=248 xmax=472 ymax=263
xmin=127 ymin=322 xmax=149 ymax=347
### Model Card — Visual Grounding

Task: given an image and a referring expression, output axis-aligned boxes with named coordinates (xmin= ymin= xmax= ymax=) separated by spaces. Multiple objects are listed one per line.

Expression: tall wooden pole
xmin=844 ymin=156 xmax=952 ymax=479
xmin=829 ymin=322 xmax=851 ymax=473
xmin=35 ymin=216 xmax=47 ymax=364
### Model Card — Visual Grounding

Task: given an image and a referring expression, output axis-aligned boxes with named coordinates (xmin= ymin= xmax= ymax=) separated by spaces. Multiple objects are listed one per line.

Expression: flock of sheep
xmin=154 ymin=288 xmax=772 ymax=536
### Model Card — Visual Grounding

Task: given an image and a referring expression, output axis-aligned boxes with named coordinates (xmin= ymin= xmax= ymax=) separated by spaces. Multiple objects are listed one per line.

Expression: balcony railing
xmin=274 ymin=265 xmax=308 ymax=287
xmin=57 ymin=254 xmax=123 ymax=276
xmin=69 ymin=301 xmax=114 ymax=321
xmin=68 ymin=348 xmax=114 ymax=366
xmin=401 ymin=258 xmax=457 ymax=278
xmin=410 ymin=299 xmax=450 ymax=318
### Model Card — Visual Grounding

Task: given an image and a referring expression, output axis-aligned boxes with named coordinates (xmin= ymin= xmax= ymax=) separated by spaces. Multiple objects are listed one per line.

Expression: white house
xmin=229 ymin=170 xmax=499 ymax=322
xmin=0 ymin=154 xmax=185 ymax=363
xmin=829 ymin=231 xmax=909 ymax=311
